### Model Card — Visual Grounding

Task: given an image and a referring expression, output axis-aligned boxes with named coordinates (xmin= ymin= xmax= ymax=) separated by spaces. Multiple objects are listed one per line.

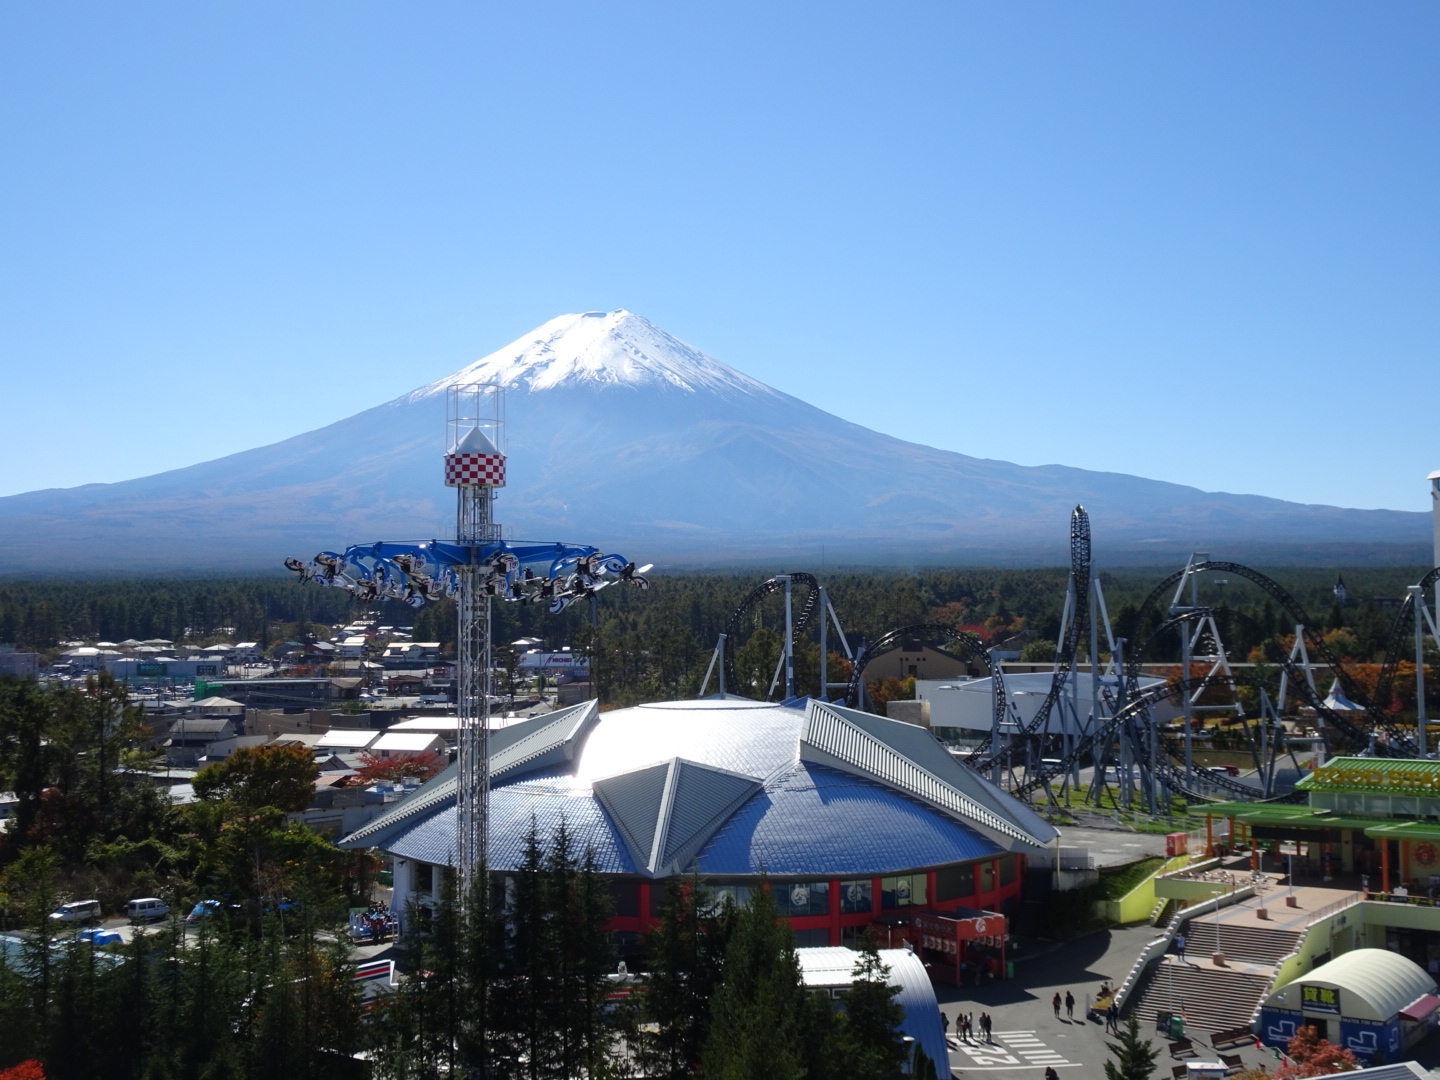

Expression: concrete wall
xmin=885 ymin=700 xmax=931 ymax=729
xmin=1102 ymin=853 xmax=1193 ymax=925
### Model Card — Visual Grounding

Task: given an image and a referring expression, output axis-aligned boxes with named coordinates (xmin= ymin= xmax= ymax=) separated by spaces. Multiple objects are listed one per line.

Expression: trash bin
xmin=1005 ymin=961 xmax=1014 ymax=980
xmin=1169 ymin=1016 xmax=1185 ymax=1040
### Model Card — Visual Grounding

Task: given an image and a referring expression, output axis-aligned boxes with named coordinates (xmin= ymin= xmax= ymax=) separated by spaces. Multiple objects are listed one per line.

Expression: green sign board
xmin=1301 ymin=985 xmax=1340 ymax=1014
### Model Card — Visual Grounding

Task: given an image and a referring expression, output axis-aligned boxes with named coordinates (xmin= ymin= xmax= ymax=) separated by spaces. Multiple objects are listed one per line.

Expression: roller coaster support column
xmin=783 ymin=575 xmax=796 ymax=700
xmin=1411 ymin=584 xmax=1440 ymax=757
xmin=818 ymin=586 xmax=854 ymax=702
xmin=699 ymin=634 xmax=727 ymax=696
xmin=1431 ymin=469 xmax=1440 ymax=628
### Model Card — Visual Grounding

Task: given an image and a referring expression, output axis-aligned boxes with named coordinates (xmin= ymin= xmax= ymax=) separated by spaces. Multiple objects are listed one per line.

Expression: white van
xmin=49 ymin=900 xmax=101 ymax=924
xmin=126 ymin=897 xmax=169 ymax=923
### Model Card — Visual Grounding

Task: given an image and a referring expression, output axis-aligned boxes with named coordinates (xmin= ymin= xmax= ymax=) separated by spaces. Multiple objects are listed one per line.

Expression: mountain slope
xmin=0 ymin=310 xmax=1427 ymax=570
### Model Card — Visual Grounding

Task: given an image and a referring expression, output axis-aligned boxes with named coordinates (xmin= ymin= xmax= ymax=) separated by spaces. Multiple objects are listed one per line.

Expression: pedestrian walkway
xmin=948 ymin=1030 xmax=1081 ymax=1072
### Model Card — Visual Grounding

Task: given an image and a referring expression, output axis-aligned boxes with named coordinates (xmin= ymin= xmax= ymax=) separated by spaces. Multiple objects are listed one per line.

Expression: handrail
xmin=1249 ymin=891 xmax=1366 ymax=1030
xmin=1113 ymin=883 xmax=1255 ymax=1016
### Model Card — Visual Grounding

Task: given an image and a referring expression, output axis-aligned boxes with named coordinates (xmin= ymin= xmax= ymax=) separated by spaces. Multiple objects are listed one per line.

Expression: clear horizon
xmin=1 ymin=3 xmax=1436 ymax=512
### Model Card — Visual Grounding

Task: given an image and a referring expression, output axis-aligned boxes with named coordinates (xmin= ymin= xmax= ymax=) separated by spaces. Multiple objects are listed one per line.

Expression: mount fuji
xmin=0 ymin=310 xmax=1428 ymax=571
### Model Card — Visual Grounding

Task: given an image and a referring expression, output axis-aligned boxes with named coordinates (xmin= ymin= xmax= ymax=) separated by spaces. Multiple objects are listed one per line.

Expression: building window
xmin=776 ymin=881 xmax=829 ymax=918
xmin=793 ymin=928 xmax=829 ymax=948
xmin=839 ymin=879 xmax=873 ymax=914
xmin=610 ymin=880 xmax=640 ymax=918
xmin=881 ymin=874 xmax=927 ymax=908
xmin=999 ymin=854 xmax=1017 ymax=887
xmin=700 ymin=883 xmax=753 ymax=915
xmin=414 ymin=862 xmax=434 ymax=895
xmin=935 ymin=865 xmax=974 ymax=902
xmin=980 ymin=861 xmax=995 ymax=893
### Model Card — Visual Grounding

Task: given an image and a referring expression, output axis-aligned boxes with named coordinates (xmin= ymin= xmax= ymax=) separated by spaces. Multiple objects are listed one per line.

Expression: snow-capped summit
xmin=412 ymin=310 xmax=782 ymax=401
xmin=0 ymin=309 xmax=1427 ymax=571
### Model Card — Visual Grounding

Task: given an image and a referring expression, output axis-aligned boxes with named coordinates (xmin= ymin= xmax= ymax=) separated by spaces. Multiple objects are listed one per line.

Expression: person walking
xmin=1052 ymin=992 xmax=1062 ymax=1018
xmin=1044 ymin=1067 xmax=1060 ymax=1080
xmin=1176 ymin=932 xmax=1187 ymax=961
xmin=1106 ymin=1002 xmax=1119 ymax=1033
xmin=1065 ymin=990 xmax=1075 ymax=1020
xmin=984 ymin=1012 xmax=994 ymax=1041
xmin=942 ymin=1012 xmax=951 ymax=1039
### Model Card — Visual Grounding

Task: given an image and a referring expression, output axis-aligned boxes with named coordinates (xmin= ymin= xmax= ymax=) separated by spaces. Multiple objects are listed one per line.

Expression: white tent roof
xmin=1268 ymin=948 xmax=1435 ymax=1022
xmin=1322 ymin=678 xmax=1366 ymax=712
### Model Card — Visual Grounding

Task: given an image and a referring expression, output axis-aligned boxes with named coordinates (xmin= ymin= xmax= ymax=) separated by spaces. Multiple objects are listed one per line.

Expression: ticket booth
xmin=913 ymin=908 xmax=1007 ymax=984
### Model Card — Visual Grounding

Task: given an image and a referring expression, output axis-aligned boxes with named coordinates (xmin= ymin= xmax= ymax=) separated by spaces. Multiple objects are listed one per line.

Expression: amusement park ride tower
xmin=447 ymin=384 xmax=505 ymax=899
xmin=285 ymin=381 xmax=647 ymax=903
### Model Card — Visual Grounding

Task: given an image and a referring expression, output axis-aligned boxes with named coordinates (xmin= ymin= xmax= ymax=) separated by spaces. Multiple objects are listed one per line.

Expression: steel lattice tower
xmin=446 ymin=384 xmax=506 ymax=898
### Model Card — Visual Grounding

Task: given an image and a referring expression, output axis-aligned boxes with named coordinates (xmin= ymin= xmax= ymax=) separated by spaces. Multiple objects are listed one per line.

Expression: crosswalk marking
xmin=949 ymin=1029 xmax=1081 ymax=1072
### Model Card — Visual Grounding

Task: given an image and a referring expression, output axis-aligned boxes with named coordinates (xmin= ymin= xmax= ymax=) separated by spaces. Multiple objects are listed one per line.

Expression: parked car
xmin=48 ymin=900 xmax=101 ymax=925
xmin=1206 ymin=764 xmax=1240 ymax=777
xmin=126 ymin=897 xmax=169 ymax=923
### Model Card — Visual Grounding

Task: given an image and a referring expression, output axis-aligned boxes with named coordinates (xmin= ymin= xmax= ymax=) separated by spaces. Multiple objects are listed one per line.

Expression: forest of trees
xmin=0 ymin=675 xmax=929 ymax=1080
xmin=2 ymin=566 xmax=1432 ymax=711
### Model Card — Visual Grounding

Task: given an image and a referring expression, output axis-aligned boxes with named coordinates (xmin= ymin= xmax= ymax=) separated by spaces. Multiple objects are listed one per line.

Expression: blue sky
xmin=1 ymin=2 xmax=1436 ymax=511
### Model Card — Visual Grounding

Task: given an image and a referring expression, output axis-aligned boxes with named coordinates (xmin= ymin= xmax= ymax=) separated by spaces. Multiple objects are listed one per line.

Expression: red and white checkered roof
xmin=445 ymin=453 xmax=506 ymax=487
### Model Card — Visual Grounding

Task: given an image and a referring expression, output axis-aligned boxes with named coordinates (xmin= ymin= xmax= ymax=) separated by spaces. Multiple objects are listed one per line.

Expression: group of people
xmin=354 ymin=903 xmax=398 ymax=943
xmin=942 ymin=1010 xmax=993 ymax=1043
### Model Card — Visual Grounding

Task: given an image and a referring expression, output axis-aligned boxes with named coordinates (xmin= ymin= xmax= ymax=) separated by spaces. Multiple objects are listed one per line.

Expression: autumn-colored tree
xmin=355 ymin=750 xmax=446 ymax=784
xmin=865 ymin=677 xmax=915 ymax=711
xmin=1273 ymin=1024 xmax=1360 ymax=1077
xmin=0 ymin=1061 xmax=45 ymax=1080
xmin=193 ymin=742 xmax=318 ymax=813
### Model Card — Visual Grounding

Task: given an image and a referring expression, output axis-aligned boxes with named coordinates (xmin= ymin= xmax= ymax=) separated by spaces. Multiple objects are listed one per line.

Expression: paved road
xmin=936 ymin=924 xmax=1295 ymax=1077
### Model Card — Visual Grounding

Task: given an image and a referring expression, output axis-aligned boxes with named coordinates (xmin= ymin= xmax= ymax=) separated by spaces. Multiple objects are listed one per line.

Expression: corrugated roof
xmin=384 ymin=773 xmax=636 ymax=873
xmin=697 ymin=764 xmax=1002 ymax=876
xmin=343 ymin=697 xmax=1050 ymax=874
xmin=593 ymin=762 xmax=669 ymax=871
xmin=796 ymin=948 xmax=951 ymax=1079
xmin=800 ymin=703 xmax=1044 ymax=847
xmin=338 ymin=701 xmax=597 ymax=850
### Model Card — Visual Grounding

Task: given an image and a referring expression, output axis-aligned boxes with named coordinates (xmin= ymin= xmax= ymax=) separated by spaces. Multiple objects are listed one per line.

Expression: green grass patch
xmin=1099 ymin=857 xmax=1166 ymax=900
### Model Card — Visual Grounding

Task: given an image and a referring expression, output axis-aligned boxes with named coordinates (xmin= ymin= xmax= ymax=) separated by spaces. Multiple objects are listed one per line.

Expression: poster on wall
xmin=1339 ymin=1017 xmax=1400 ymax=1062
xmin=1259 ymin=1006 xmax=1303 ymax=1047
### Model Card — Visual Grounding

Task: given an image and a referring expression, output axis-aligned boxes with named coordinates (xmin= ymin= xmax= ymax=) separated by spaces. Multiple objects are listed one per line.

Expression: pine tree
xmin=634 ymin=876 xmax=731 ymax=1079
xmin=1103 ymin=1016 xmax=1160 ymax=1080
xmin=837 ymin=937 xmax=907 ymax=1080
xmin=701 ymin=881 xmax=809 ymax=1080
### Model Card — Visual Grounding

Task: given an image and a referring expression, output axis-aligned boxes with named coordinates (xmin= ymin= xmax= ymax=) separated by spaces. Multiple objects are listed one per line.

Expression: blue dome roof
xmin=347 ymin=697 xmax=1056 ymax=876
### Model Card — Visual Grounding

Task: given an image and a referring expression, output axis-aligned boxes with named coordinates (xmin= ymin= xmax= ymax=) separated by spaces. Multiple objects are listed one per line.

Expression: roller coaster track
xmin=1375 ymin=567 xmax=1440 ymax=714
xmin=843 ymin=624 xmax=998 ymax=722
xmin=964 ymin=506 xmax=1095 ymax=767
xmin=1128 ymin=560 xmax=1417 ymax=754
xmin=1002 ymin=604 xmax=1390 ymax=804
xmin=722 ymin=573 xmax=822 ymax=697
xmin=1014 ymin=664 xmax=1343 ymax=802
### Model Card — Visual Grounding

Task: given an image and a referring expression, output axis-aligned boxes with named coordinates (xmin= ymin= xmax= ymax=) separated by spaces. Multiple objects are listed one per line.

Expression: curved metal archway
xmin=843 ymin=623 xmax=996 ymax=719
xmin=722 ymin=573 xmax=822 ymax=698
